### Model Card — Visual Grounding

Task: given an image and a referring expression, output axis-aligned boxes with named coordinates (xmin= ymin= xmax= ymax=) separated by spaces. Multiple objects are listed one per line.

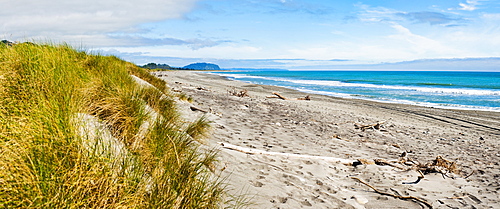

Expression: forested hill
xmin=141 ymin=62 xmax=221 ymax=70
xmin=183 ymin=62 xmax=221 ymax=70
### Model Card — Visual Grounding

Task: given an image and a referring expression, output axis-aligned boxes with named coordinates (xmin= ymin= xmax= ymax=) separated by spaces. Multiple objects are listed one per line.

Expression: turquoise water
xmin=212 ymin=71 xmax=500 ymax=112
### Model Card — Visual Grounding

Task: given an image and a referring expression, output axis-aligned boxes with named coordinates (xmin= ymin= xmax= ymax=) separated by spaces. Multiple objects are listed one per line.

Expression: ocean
xmin=211 ymin=70 xmax=500 ymax=112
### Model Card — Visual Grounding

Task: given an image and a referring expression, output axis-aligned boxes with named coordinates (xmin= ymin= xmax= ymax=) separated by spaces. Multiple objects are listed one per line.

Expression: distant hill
xmin=141 ymin=63 xmax=177 ymax=70
xmin=183 ymin=63 xmax=220 ymax=70
xmin=141 ymin=62 xmax=222 ymax=71
xmin=1 ymin=40 xmax=15 ymax=46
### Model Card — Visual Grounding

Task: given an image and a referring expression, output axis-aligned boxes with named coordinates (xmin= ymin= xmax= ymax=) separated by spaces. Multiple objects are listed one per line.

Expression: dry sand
xmin=154 ymin=71 xmax=500 ymax=209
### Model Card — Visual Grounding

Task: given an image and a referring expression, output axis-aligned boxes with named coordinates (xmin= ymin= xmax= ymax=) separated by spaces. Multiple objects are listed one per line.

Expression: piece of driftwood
xmin=351 ymin=177 xmax=433 ymax=209
xmin=268 ymin=92 xmax=311 ymax=100
xmin=190 ymin=106 xmax=208 ymax=113
xmin=352 ymin=153 xmax=464 ymax=183
xmin=297 ymin=95 xmax=311 ymax=100
xmin=218 ymin=142 xmax=352 ymax=164
xmin=423 ymin=155 xmax=458 ymax=174
xmin=354 ymin=121 xmax=386 ymax=131
xmin=402 ymin=170 xmax=425 ymax=184
xmin=228 ymin=88 xmax=249 ymax=97
xmin=374 ymin=158 xmax=407 ymax=170
xmin=273 ymin=92 xmax=288 ymax=100
xmin=464 ymin=170 xmax=475 ymax=179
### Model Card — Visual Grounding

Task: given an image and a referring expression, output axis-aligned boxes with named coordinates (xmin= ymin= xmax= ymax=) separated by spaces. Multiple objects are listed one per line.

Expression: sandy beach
xmin=154 ymin=70 xmax=499 ymax=209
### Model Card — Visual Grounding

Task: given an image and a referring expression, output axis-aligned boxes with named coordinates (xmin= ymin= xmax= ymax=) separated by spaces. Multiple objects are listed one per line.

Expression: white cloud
xmin=387 ymin=24 xmax=463 ymax=58
xmin=457 ymin=0 xmax=481 ymax=11
xmin=355 ymin=3 xmax=400 ymax=23
xmin=0 ymin=0 xmax=198 ymax=46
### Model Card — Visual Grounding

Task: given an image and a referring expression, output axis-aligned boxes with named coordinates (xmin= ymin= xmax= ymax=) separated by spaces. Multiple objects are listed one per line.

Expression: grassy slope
xmin=0 ymin=43 xmax=223 ymax=208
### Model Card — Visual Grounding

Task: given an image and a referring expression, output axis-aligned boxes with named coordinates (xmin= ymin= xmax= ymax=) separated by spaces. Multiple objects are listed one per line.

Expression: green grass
xmin=0 ymin=43 xmax=226 ymax=208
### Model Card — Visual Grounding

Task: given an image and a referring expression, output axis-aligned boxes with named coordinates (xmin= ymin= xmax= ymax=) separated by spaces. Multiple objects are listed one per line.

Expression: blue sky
xmin=2 ymin=0 xmax=500 ymax=69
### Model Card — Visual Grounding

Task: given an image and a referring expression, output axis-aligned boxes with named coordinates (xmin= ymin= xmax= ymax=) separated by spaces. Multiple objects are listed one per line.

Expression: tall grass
xmin=0 ymin=43 xmax=224 ymax=208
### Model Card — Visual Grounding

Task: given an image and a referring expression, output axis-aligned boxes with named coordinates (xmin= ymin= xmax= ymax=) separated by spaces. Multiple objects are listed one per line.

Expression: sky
xmin=2 ymin=0 xmax=500 ymax=69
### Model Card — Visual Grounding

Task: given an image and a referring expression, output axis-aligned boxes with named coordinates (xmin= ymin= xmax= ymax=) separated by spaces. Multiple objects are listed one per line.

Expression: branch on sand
xmin=267 ymin=92 xmax=310 ymax=100
xmin=353 ymin=153 xmax=467 ymax=182
xmin=190 ymin=106 xmax=208 ymax=113
xmin=219 ymin=143 xmax=464 ymax=180
xmin=351 ymin=177 xmax=433 ymax=209
xmin=354 ymin=121 xmax=386 ymax=131
xmin=228 ymin=87 xmax=249 ymax=97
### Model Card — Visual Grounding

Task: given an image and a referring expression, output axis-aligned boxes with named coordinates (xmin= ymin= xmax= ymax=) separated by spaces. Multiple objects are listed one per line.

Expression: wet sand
xmin=154 ymin=70 xmax=500 ymax=209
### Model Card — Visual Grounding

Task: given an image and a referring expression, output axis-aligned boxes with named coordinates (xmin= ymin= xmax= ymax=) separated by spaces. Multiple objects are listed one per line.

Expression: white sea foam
xmin=295 ymin=88 xmax=500 ymax=112
xmin=217 ymin=73 xmax=274 ymax=80
xmin=280 ymin=78 xmax=500 ymax=96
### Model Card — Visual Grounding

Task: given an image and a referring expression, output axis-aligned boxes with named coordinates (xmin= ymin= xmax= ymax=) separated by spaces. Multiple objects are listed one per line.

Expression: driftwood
xmin=351 ymin=153 xmax=464 ymax=182
xmin=354 ymin=121 xmax=386 ymax=131
xmin=402 ymin=170 xmax=425 ymax=184
xmin=190 ymin=106 xmax=208 ymax=113
xmin=219 ymin=142 xmax=463 ymax=179
xmin=273 ymin=92 xmax=288 ymax=100
xmin=267 ymin=92 xmax=310 ymax=100
xmin=395 ymin=155 xmax=461 ymax=178
xmin=297 ymin=95 xmax=311 ymax=100
xmin=351 ymin=177 xmax=433 ymax=209
xmin=228 ymin=88 xmax=249 ymax=97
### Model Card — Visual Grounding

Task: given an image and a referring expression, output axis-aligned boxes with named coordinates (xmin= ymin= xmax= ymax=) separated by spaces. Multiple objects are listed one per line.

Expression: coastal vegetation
xmin=141 ymin=62 xmax=221 ymax=71
xmin=0 ymin=42 xmax=225 ymax=207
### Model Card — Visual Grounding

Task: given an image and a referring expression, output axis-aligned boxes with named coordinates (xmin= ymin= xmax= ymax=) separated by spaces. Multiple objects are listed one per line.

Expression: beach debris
xmin=464 ymin=170 xmax=475 ymax=179
xmin=297 ymin=95 xmax=311 ymax=100
xmin=228 ymin=87 xmax=249 ymax=97
xmin=351 ymin=177 xmax=433 ymax=209
xmin=374 ymin=158 xmax=406 ymax=170
xmin=267 ymin=92 xmax=311 ymax=100
xmin=332 ymin=134 xmax=343 ymax=140
xmin=354 ymin=121 xmax=386 ymax=131
xmin=353 ymin=159 xmax=375 ymax=166
xmin=388 ymin=155 xmax=460 ymax=179
xmin=402 ymin=170 xmax=425 ymax=184
xmin=196 ymin=86 xmax=209 ymax=91
xmin=219 ymin=142 xmax=463 ymax=180
xmin=351 ymin=153 xmax=465 ymax=182
xmin=190 ymin=106 xmax=208 ymax=113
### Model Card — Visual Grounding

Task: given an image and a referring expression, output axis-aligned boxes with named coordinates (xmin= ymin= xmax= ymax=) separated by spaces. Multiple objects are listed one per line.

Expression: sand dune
xmin=155 ymin=71 xmax=499 ymax=209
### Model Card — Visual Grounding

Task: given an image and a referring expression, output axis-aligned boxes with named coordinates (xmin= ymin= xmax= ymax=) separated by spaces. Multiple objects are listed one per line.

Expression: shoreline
xmin=155 ymin=70 xmax=499 ymax=208
xmin=208 ymin=71 xmax=500 ymax=113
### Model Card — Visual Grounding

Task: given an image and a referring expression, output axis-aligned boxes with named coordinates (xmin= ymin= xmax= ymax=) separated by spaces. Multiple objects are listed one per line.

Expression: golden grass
xmin=0 ymin=42 xmax=225 ymax=208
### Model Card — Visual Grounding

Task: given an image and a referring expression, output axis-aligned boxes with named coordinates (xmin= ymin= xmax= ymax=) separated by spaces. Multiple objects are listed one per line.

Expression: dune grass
xmin=0 ymin=42 xmax=225 ymax=208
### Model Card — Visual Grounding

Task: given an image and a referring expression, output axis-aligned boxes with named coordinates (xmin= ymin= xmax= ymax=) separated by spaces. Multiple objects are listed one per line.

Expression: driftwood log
xmin=218 ymin=142 xmax=468 ymax=208
xmin=190 ymin=106 xmax=208 ymax=113
xmin=354 ymin=121 xmax=386 ymax=131
xmin=219 ymin=142 xmax=463 ymax=179
xmin=228 ymin=88 xmax=249 ymax=97
xmin=351 ymin=177 xmax=433 ymax=209
xmin=267 ymin=92 xmax=310 ymax=100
